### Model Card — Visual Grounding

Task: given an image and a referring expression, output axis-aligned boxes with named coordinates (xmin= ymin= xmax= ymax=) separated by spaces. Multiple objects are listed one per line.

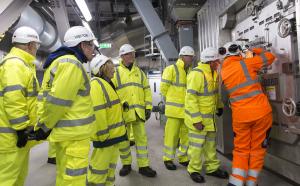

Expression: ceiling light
xmin=75 ymin=0 xmax=92 ymax=21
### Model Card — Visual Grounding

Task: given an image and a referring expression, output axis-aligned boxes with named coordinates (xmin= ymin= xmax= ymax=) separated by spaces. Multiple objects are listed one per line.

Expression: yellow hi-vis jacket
xmin=160 ymin=59 xmax=189 ymax=118
xmin=36 ymin=54 xmax=95 ymax=142
xmin=112 ymin=60 xmax=152 ymax=123
xmin=90 ymin=77 xmax=127 ymax=148
xmin=0 ymin=47 xmax=39 ymax=152
xmin=185 ymin=62 xmax=223 ymax=131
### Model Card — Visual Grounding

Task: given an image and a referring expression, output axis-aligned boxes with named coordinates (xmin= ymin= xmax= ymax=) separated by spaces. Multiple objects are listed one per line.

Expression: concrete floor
xmin=25 ymin=115 xmax=295 ymax=186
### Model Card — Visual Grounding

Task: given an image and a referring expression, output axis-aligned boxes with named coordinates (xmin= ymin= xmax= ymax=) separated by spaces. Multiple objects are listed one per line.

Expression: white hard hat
xmin=220 ymin=42 xmax=241 ymax=56
xmin=12 ymin=26 xmax=41 ymax=44
xmin=179 ymin=46 xmax=195 ymax=56
xmin=200 ymin=47 xmax=219 ymax=63
xmin=90 ymin=54 xmax=111 ymax=75
xmin=64 ymin=26 xmax=95 ymax=47
xmin=119 ymin=44 xmax=135 ymax=56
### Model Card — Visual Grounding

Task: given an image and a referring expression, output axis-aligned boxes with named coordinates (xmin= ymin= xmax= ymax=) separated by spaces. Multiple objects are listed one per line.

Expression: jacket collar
xmin=176 ymin=59 xmax=185 ymax=69
xmin=223 ymin=56 xmax=243 ymax=67
xmin=9 ymin=47 xmax=35 ymax=66
xmin=197 ymin=62 xmax=211 ymax=72
xmin=119 ymin=59 xmax=137 ymax=69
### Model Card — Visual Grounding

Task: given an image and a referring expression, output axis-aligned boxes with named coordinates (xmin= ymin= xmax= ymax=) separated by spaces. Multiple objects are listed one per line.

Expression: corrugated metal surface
xmin=197 ymin=0 xmax=234 ymax=52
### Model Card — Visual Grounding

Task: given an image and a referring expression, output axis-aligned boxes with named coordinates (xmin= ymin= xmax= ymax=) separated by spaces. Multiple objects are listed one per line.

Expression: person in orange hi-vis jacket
xmin=219 ymin=42 xmax=275 ymax=186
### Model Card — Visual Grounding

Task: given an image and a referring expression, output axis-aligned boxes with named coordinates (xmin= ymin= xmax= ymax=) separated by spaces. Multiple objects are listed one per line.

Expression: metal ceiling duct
xmin=12 ymin=6 xmax=61 ymax=52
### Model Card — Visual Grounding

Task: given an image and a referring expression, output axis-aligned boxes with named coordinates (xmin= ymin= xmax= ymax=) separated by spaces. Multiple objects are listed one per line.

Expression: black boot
xmin=47 ymin=157 xmax=56 ymax=164
xmin=119 ymin=165 xmax=132 ymax=176
xmin=206 ymin=169 xmax=229 ymax=179
xmin=164 ymin=161 xmax=176 ymax=170
xmin=189 ymin=172 xmax=205 ymax=183
xmin=179 ymin=160 xmax=189 ymax=167
xmin=138 ymin=166 xmax=157 ymax=177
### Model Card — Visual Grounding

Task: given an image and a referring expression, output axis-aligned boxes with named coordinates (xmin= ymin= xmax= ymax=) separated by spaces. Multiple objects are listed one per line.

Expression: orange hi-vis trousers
xmin=229 ymin=112 xmax=272 ymax=186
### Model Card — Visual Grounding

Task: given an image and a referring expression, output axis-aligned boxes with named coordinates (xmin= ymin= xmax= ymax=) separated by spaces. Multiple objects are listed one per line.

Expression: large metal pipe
xmin=13 ymin=6 xmax=61 ymax=51
xmin=132 ymin=0 xmax=178 ymax=65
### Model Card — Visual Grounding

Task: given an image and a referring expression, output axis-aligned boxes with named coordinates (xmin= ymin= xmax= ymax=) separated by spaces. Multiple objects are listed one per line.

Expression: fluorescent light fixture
xmin=75 ymin=0 xmax=92 ymax=21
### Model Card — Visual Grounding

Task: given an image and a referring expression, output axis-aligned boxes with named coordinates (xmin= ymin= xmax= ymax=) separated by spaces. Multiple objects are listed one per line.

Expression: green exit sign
xmin=99 ymin=43 xmax=112 ymax=49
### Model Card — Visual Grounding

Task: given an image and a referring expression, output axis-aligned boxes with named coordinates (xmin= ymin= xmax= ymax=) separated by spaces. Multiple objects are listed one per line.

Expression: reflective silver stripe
xmin=226 ymin=60 xmax=259 ymax=94
xmin=116 ymin=82 xmax=143 ymax=90
xmin=9 ymin=115 xmax=29 ymax=125
xmin=47 ymin=94 xmax=73 ymax=106
xmin=191 ymin=68 xmax=215 ymax=95
xmin=229 ymin=175 xmax=244 ymax=186
xmin=0 ymin=57 xmax=29 ymax=68
xmin=119 ymin=146 xmax=130 ymax=152
xmin=140 ymin=69 xmax=144 ymax=85
xmin=161 ymin=79 xmax=172 ymax=84
xmin=227 ymin=79 xmax=259 ymax=94
xmin=188 ymin=133 xmax=205 ymax=139
xmin=3 ymin=85 xmax=25 ymax=94
xmin=172 ymin=64 xmax=186 ymax=87
xmin=87 ymin=182 xmax=105 ymax=186
xmin=164 ymin=152 xmax=175 ymax=159
xmin=58 ymin=58 xmax=90 ymax=96
xmin=93 ymin=78 xmax=112 ymax=107
xmin=185 ymin=110 xmax=213 ymax=119
xmin=205 ymin=137 xmax=216 ymax=142
xmin=144 ymin=85 xmax=150 ymax=89
xmin=48 ymin=66 xmax=57 ymax=88
xmin=37 ymin=122 xmax=51 ymax=132
xmin=106 ymin=177 xmax=115 ymax=182
xmin=177 ymin=151 xmax=186 ymax=156
xmin=120 ymin=152 xmax=131 ymax=159
xmin=136 ymin=153 xmax=148 ymax=158
xmin=108 ymin=121 xmax=124 ymax=130
xmin=164 ymin=145 xmax=176 ymax=152
xmin=230 ymin=90 xmax=263 ymax=103
xmin=180 ymin=145 xmax=188 ymax=150
xmin=136 ymin=146 xmax=147 ymax=150
xmin=94 ymin=99 xmax=120 ymax=111
xmin=189 ymin=141 xmax=203 ymax=148
xmin=96 ymin=128 xmax=109 ymax=136
xmin=260 ymin=53 xmax=268 ymax=67
xmin=89 ymin=166 xmax=108 ymax=175
xmin=232 ymin=168 xmax=247 ymax=178
xmin=187 ymin=89 xmax=217 ymax=96
xmin=129 ymin=104 xmax=145 ymax=109
xmin=145 ymin=101 xmax=152 ymax=106
xmin=65 ymin=167 xmax=87 ymax=176
xmin=248 ymin=169 xmax=259 ymax=178
xmin=56 ymin=115 xmax=95 ymax=128
xmin=0 ymin=91 xmax=2 ymax=96
xmin=109 ymin=163 xmax=117 ymax=169
xmin=0 ymin=127 xmax=15 ymax=133
xmin=165 ymin=102 xmax=184 ymax=108
xmin=245 ymin=180 xmax=256 ymax=186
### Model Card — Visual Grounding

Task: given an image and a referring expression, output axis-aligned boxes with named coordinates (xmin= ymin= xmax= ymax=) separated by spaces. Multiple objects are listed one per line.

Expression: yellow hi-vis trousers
xmin=0 ymin=146 xmax=30 ymax=186
xmin=163 ymin=117 xmax=189 ymax=163
xmin=118 ymin=118 xmax=150 ymax=168
xmin=87 ymin=145 xmax=119 ymax=186
xmin=187 ymin=130 xmax=220 ymax=174
xmin=55 ymin=139 xmax=90 ymax=186
xmin=48 ymin=142 xmax=56 ymax=158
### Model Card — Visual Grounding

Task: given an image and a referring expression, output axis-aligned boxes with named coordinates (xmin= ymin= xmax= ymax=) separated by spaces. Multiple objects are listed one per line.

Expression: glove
xmin=145 ymin=109 xmax=151 ymax=120
xmin=34 ymin=128 xmax=51 ymax=141
xmin=16 ymin=129 xmax=28 ymax=148
xmin=216 ymin=108 xmax=223 ymax=117
xmin=123 ymin=101 xmax=129 ymax=112
xmin=193 ymin=122 xmax=205 ymax=131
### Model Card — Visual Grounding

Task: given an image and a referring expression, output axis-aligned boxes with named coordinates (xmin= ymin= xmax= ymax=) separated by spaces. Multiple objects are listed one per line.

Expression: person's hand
xmin=123 ymin=101 xmax=129 ymax=112
xmin=216 ymin=108 xmax=223 ymax=117
xmin=16 ymin=129 xmax=28 ymax=148
xmin=145 ymin=109 xmax=151 ymax=120
xmin=34 ymin=128 xmax=52 ymax=141
xmin=193 ymin=122 xmax=204 ymax=131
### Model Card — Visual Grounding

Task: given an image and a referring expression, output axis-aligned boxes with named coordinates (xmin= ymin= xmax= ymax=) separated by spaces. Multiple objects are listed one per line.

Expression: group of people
xmin=0 ymin=24 xmax=275 ymax=186
xmin=161 ymin=43 xmax=275 ymax=186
